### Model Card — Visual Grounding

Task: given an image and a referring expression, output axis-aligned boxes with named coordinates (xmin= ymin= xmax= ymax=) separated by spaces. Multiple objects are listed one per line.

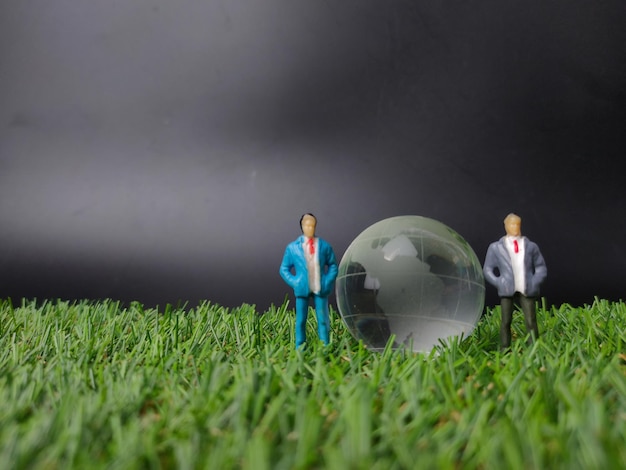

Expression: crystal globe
xmin=335 ymin=216 xmax=485 ymax=353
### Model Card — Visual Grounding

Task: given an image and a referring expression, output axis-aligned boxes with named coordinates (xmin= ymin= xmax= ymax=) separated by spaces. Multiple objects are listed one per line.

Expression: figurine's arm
xmin=482 ymin=244 xmax=502 ymax=288
xmin=326 ymin=248 xmax=338 ymax=282
xmin=531 ymin=246 xmax=547 ymax=285
xmin=279 ymin=247 xmax=297 ymax=290
xmin=319 ymin=241 xmax=338 ymax=297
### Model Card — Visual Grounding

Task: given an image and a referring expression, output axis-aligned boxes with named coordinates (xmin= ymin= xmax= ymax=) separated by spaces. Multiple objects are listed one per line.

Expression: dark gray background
xmin=1 ymin=0 xmax=625 ymax=311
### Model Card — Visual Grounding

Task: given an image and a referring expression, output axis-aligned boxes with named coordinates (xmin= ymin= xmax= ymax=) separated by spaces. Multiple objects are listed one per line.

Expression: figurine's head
xmin=503 ymin=213 xmax=522 ymax=237
xmin=300 ymin=213 xmax=317 ymax=238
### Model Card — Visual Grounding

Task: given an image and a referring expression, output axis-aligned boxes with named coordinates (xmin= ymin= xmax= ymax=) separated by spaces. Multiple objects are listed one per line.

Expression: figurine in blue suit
xmin=280 ymin=213 xmax=338 ymax=349
xmin=484 ymin=213 xmax=547 ymax=349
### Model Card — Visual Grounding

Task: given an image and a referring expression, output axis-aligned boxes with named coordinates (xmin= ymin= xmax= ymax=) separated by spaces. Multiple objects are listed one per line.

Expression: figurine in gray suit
xmin=483 ymin=213 xmax=547 ymax=349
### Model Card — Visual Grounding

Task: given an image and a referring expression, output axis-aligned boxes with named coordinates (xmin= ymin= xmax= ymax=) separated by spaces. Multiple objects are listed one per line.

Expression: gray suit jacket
xmin=483 ymin=236 xmax=547 ymax=297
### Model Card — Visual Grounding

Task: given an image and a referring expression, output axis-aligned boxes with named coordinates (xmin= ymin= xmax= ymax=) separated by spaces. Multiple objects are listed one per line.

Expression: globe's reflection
xmin=336 ymin=216 xmax=485 ymax=353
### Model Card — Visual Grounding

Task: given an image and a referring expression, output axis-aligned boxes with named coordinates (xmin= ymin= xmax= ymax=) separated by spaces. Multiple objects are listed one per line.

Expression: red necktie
xmin=513 ymin=239 xmax=519 ymax=254
xmin=308 ymin=238 xmax=315 ymax=255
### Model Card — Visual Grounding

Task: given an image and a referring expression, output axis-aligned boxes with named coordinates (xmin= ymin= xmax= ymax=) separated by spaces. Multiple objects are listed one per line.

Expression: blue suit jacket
xmin=280 ymin=236 xmax=338 ymax=298
xmin=483 ymin=236 xmax=547 ymax=297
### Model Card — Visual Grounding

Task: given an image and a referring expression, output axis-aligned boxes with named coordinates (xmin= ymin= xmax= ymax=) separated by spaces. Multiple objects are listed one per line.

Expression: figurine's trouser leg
xmin=313 ymin=295 xmax=330 ymax=345
xmin=519 ymin=295 xmax=539 ymax=344
xmin=500 ymin=297 xmax=514 ymax=348
xmin=295 ymin=296 xmax=310 ymax=349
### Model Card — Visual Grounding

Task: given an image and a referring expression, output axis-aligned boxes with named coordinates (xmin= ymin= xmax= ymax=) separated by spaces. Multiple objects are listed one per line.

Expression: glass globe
xmin=335 ymin=216 xmax=485 ymax=353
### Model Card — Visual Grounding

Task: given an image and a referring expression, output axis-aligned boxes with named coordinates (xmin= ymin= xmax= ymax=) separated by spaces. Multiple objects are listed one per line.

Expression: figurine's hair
xmin=299 ymin=213 xmax=317 ymax=232
xmin=503 ymin=213 xmax=521 ymax=223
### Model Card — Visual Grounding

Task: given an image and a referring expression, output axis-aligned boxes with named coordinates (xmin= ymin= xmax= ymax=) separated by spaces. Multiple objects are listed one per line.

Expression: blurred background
xmin=1 ymin=0 xmax=625 ymax=312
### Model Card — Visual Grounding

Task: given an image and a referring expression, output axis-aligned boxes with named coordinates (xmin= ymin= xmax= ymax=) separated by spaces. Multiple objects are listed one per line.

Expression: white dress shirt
xmin=505 ymin=236 xmax=526 ymax=294
xmin=303 ymin=237 xmax=321 ymax=294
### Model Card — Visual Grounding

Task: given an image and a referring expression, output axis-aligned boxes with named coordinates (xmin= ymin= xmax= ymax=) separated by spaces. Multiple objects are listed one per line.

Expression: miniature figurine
xmin=279 ymin=213 xmax=338 ymax=349
xmin=483 ymin=213 xmax=547 ymax=349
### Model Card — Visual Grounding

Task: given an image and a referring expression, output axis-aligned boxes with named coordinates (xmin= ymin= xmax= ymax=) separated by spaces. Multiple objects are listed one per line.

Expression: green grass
xmin=1 ymin=297 xmax=625 ymax=469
